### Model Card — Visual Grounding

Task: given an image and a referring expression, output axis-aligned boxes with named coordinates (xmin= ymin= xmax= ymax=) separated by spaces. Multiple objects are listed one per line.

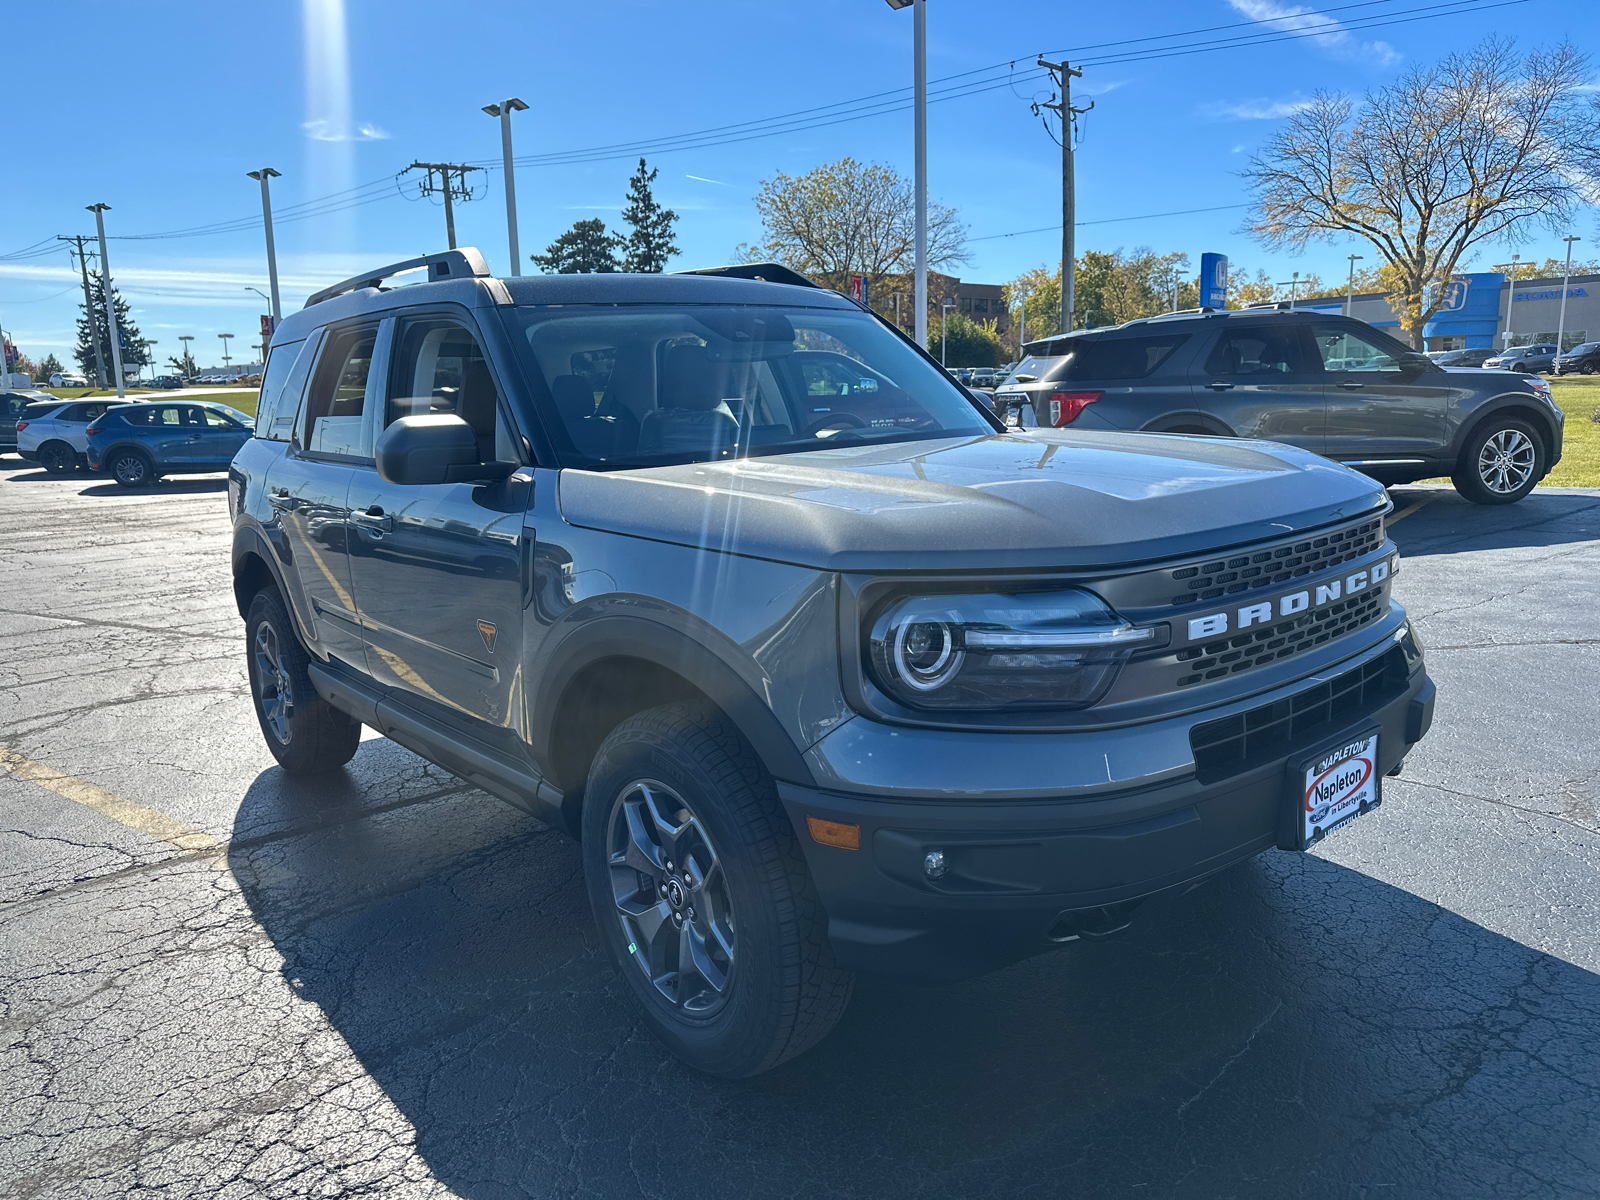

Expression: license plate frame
xmin=1290 ymin=726 xmax=1382 ymax=850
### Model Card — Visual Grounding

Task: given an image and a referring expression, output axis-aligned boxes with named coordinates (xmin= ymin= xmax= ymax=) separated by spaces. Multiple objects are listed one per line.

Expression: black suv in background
xmin=995 ymin=309 xmax=1564 ymax=504
xmin=1555 ymin=341 xmax=1600 ymax=375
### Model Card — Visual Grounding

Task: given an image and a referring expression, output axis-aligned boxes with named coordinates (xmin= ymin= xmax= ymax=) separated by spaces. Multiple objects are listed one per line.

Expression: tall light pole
xmin=219 ymin=333 xmax=234 ymax=369
xmin=1345 ymin=254 xmax=1363 ymax=317
xmin=142 ymin=340 xmax=157 ymax=382
xmin=178 ymin=334 xmax=194 ymax=378
xmin=246 ymin=169 xmax=283 ymax=344
xmin=87 ymin=204 xmax=125 ymax=398
xmin=1557 ymin=235 xmax=1581 ymax=355
xmin=885 ymin=0 xmax=928 ymax=349
xmin=482 ymin=99 xmax=528 ymax=276
xmin=1503 ymin=253 xmax=1521 ymax=347
xmin=940 ymin=298 xmax=954 ymax=366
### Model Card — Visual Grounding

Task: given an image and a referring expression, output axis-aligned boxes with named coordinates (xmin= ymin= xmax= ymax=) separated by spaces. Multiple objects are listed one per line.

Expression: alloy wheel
xmin=113 ymin=454 xmax=147 ymax=486
xmin=40 ymin=444 xmax=74 ymax=473
xmin=1476 ymin=428 xmax=1536 ymax=495
xmin=607 ymin=780 xmax=736 ymax=1014
xmin=252 ymin=620 xmax=294 ymax=744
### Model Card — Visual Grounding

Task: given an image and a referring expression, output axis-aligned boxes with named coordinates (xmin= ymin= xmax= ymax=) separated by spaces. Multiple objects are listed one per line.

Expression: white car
xmin=17 ymin=399 xmax=128 ymax=473
xmin=49 ymin=371 xmax=90 ymax=388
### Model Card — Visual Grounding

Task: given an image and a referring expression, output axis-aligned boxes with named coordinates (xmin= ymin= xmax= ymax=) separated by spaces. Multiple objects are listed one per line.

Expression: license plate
xmin=1297 ymin=731 xmax=1380 ymax=848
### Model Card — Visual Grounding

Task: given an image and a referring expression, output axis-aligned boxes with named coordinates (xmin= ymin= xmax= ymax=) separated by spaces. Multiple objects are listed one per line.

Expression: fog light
xmin=924 ymin=849 xmax=946 ymax=879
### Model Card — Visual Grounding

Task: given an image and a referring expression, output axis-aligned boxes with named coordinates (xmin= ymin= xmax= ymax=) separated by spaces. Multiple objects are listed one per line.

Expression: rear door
xmin=1193 ymin=322 xmax=1325 ymax=450
xmin=58 ymin=402 xmax=117 ymax=452
xmin=262 ymin=322 xmax=385 ymax=667
xmin=1311 ymin=320 xmax=1453 ymax=461
xmin=344 ymin=311 xmax=530 ymax=729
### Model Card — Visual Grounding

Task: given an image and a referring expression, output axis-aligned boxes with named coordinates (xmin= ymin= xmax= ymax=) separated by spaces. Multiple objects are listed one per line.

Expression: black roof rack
xmin=674 ymin=262 xmax=821 ymax=289
xmin=305 ymin=247 xmax=491 ymax=307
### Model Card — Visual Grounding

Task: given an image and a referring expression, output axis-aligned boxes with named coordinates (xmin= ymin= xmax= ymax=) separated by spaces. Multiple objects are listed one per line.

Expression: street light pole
xmin=246 ymin=169 xmax=283 ymax=343
xmin=1345 ymin=254 xmax=1363 ymax=317
xmin=886 ymin=0 xmax=928 ymax=347
xmin=219 ymin=333 xmax=234 ymax=369
xmin=941 ymin=299 xmax=954 ymax=366
xmin=1557 ymin=235 xmax=1581 ymax=356
xmin=87 ymin=204 xmax=125 ymax=398
xmin=142 ymin=340 xmax=157 ymax=382
xmin=178 ymin=335 xmax=194 ymax=378
xmin=1504 ymin=253 xmax=1520 ymax=347
xmin=483 ymin=99 xmax=528 ymax=277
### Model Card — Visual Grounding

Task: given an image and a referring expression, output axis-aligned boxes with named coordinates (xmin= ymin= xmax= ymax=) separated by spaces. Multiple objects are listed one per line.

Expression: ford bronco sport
xmin=231 ymin=249 xmax=1435 ymax=1077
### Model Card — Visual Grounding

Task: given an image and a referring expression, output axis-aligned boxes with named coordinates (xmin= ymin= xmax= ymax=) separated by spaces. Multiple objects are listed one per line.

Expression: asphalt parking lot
xmin=1 ymin=460 xmax=1597 ymax=1200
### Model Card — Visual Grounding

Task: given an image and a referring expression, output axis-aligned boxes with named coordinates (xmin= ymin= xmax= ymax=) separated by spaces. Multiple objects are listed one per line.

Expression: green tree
xmin=74 ymin=278 xmax=147 ymax=379
xmin=621 ymin=158 xmax=679 ymax=273
xmin=167 ymin=347 xmax=197 ymax=377
xmin=531 ymin=218 xmax=623 ymax=274
xmin=929 ymin=312 xmax=1004 ymax=368
xmin=34 ymin=353 xmax=63 ymax=382
xmin=1244 ymin=38 xmax=1600 ymax=347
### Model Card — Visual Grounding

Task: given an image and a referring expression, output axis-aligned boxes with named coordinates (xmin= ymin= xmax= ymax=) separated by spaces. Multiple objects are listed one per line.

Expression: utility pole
xmin=87 ymin=204 xmax=125 ymax=397
xmin=1037 ymin=57 xmax=1091 ymax=336
xmin=59 ymin=235 xmax=107 ymax=388
xmin=482 ymin=99 xmax=528 ymax=276
xmin=1276 ymin=271 xmax=1301 ymax=304
xmin=246 ymin=169 xmax=283 ymax=342
xmin=1345 ymin=254 xmax=1363 ymax=317
xmin=1557 ymin=235 xmax=1580 ymax=355
xmin=408 ymin=161 xmax=482 ymax=250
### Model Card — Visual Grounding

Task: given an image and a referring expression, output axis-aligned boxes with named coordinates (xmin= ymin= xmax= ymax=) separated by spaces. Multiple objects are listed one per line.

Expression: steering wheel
xmin=804 ymin=413 xmax=869 ymax=438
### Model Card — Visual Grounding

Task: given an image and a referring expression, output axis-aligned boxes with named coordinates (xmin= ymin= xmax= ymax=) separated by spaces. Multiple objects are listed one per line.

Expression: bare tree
xmin=1244 ymin=39 xmax=1600 ymax=347
xmin=741 ymin=157 xmax=967 ymax=278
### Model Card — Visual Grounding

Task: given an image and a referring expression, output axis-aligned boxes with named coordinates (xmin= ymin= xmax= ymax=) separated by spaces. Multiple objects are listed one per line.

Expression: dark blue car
xmin=86 ymin=400 xmax=255 ymax=487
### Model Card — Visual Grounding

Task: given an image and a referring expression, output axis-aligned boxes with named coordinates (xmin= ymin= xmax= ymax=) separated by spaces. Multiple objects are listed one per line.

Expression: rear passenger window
xmin=387 ymin=318 xmax=514 ymax=462
xmin=128 ymin=406 xmax=185 ymax=426
xmin=301 ymin=326 xmax=378 ymax=457
xmin=1068 ymin=333 xmax=1190 ymax=381
xmin=1205 ymin=327 xmax=1311 ymax=377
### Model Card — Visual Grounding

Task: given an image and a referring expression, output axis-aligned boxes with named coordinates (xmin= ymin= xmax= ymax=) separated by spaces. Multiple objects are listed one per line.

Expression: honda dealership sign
xmin=1200 ymin=253 xmax=1228 ymax=309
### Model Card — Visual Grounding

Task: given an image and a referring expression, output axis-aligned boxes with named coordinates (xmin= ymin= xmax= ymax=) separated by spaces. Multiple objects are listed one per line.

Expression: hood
xmin=556 ymin=431 xmax=1387 ymax=572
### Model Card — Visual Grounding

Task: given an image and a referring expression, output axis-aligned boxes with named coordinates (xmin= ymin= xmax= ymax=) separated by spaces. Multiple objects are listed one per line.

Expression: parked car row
xmin=1 ymin=397 xmax=254 ymax=485
xmin=1423 ymin=342 xmax=1600 ymax=374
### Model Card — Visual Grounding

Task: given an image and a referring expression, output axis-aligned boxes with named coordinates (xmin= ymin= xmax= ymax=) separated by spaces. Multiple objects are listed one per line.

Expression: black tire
xmin=1452 ymin=416 xmax=1544 ymax=505
xmin=581 ymin=702 xmax=853 ymax=1078
xmin=109 ymin=448 xmax=154 ymax=488
xmin=38 ymin=441 xmax=75 ymax=475
xmin=244 ymin=588 xmax=361 ymax=775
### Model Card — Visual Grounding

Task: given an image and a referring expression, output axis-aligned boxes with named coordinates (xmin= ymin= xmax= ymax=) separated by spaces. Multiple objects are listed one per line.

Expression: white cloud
xmin=1228 ymin=0 xmax=1401 ymax=67
xmin=301 ymin=119 xmax=389 ymax=142
xmin=1202 ymin=96 xmax=1316 ymax=120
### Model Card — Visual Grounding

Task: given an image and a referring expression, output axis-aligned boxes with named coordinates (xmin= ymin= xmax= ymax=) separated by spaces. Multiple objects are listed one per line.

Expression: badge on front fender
xmin=1283 ymin=727 xmax=1382 ymax=850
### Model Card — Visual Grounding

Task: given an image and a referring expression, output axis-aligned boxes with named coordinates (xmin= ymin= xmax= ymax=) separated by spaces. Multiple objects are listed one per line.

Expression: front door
xmin=195 ymin=405 xmax=253 ymax=467
xmin=345 ymin=313 xmax=529 ymax=732
xmin=1194 ymin=323 xmax=1325 ymax=451
xmin=261 ymin=323 xmax=383 ymax=668
xmin=1311 ymin=321 xmax=1454 ymax=462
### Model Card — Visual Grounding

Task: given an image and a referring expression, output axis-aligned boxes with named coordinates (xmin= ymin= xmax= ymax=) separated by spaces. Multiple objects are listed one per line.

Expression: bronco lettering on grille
xmin=1185 ymin=555 xmax=1397 ymax=642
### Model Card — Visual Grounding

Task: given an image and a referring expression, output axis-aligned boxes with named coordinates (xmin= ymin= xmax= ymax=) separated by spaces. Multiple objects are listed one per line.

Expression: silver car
xmin=17 ymin=399 xmax=128 ymax=473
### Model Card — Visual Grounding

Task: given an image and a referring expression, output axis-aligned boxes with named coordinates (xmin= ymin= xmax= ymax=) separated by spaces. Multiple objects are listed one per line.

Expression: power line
xmin=971 ymin=203 xmax=1252 ymax=242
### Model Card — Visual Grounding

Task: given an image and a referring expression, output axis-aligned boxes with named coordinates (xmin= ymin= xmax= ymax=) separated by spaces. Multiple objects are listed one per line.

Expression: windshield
xmin=208 ymin=404 xmax=255 ymax=426
xmin=507 ymin=304 xmax=991 ymax=469
xmin=1570 ymin=343 xmax=1599 ymax=354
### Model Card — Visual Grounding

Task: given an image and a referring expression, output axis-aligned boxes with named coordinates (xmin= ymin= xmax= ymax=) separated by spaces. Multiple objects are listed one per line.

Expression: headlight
xmin=1525 ymin=378 xmax=1552 ymax=398
xmin=866 ymin=590 xmax=1153 ymax=711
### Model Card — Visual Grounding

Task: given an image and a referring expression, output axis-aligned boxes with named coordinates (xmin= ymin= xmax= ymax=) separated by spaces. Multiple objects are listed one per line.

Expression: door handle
xmin=351 ymin=505 xmax=394 ymax=533
xmin=1205 ymin=380 xmax=1234 ymax=390
xmin=1338 ymin=381 xmax=1365 ymax=390
xmin=266 ymin=486 xmax=293 ymax=510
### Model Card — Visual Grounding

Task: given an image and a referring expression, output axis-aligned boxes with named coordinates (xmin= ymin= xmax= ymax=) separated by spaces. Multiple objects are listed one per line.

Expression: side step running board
xmin=306 ymin=660 xmax=570 ymax=834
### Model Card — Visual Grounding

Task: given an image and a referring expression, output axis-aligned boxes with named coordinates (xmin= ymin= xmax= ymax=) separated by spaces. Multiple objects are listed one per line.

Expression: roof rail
xmin=305 ymin=247 xmax=492 ymax=307
xmin=674 ymin=262 xmax=820 ymax=289
xmin=1246 ymin=300 xmax=1295 ymax=311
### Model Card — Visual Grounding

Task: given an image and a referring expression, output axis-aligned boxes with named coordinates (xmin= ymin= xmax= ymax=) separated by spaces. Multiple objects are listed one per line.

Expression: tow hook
xmin=1046 ymin=902 xmax=1141 ymax=944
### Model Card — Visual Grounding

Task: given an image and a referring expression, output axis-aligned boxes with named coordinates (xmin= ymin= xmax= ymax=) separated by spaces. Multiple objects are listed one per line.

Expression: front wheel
xmin=1452 ymin=418 xmax=1544 ymax=505
xmin=244 ymin=588 xmax=360 ymax=775
xmin=581 ymin=702 xmax=853 ymax=1077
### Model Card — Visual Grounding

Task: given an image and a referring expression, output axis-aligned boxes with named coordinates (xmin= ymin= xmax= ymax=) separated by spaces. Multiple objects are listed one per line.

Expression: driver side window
xmin=1310 ymin=324 xmax=1403 ymax=374
xmin=387 ymin=317 xmax=516 ymax=463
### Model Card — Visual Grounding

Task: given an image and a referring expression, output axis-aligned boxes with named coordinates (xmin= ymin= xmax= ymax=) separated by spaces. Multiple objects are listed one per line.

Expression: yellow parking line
xmin=1387 ymin=496 xmax=1438 ymax=526
xmin=0 ymin=747 xmax=221 ymax=854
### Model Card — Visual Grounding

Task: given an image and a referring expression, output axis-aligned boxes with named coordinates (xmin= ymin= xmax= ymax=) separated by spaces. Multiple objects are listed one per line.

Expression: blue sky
xmin=1 ymin=0 xmax=1593 ymax=367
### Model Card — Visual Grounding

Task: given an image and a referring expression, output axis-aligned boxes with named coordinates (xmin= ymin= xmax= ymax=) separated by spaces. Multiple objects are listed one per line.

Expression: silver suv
xmin=16 ymin=398 xmax=127 ymax=473
xmin=230 ymin=249 xmax=1435 ymax=1076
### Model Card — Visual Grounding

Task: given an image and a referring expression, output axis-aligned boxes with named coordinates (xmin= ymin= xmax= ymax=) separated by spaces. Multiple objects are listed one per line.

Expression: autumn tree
xmin=740 ymin=157 xmax=967 ymax=287
xmin=1244 ymin=38 xmax=1600 ymax=347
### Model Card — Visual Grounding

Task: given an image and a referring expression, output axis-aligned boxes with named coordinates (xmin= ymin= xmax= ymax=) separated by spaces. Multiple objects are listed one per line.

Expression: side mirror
xmin=1396 ymin=351 xmax=1433 ymax=376
xmin=374 ymin=414 xmax=514 ymax=486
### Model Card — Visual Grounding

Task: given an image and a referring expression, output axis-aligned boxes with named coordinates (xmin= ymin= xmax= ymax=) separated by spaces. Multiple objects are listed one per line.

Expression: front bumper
xmin=782 ymin=630 xmax=1434 ymax=982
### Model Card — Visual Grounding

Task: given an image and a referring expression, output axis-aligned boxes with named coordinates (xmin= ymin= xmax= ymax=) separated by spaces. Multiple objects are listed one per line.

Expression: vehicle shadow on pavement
xmin=75 ymin=478 xmax=228 ymax=497
xmin=231 ymin=766 xmax=1600 ymax=1199
xmin=1387 ymin=486 xmax=1600 ymax=556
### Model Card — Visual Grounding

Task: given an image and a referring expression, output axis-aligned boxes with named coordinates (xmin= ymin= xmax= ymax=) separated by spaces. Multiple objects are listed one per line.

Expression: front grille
xmin=1173 ymin=593 xmax=1386 ymax=687
xmin=1188 ymin=647 xmax=1405 ymax=784
xmin=1168 ymin=516 xmax=1384 ymax=608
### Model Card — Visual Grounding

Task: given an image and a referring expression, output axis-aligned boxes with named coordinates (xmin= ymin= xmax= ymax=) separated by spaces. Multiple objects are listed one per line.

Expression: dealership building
xmin=1289 ymin=270 xmax=1597 ymax=352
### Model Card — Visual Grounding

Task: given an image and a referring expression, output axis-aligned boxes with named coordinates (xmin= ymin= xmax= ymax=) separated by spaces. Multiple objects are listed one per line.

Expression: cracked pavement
xmin=1 ymin=462 xmax=1597 ymax=1199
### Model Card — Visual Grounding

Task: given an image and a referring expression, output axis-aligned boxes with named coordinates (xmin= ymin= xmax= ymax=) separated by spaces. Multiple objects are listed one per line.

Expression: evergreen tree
xmin=530 ymin=219 xmax=623 ymax=274
xmin=621 ymin=158 xmax=679 ymax=273
xmin=35 ymin=353 xmax=63 ymax=382
xmin=73 ymin=278 xmax=147 ymax=379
